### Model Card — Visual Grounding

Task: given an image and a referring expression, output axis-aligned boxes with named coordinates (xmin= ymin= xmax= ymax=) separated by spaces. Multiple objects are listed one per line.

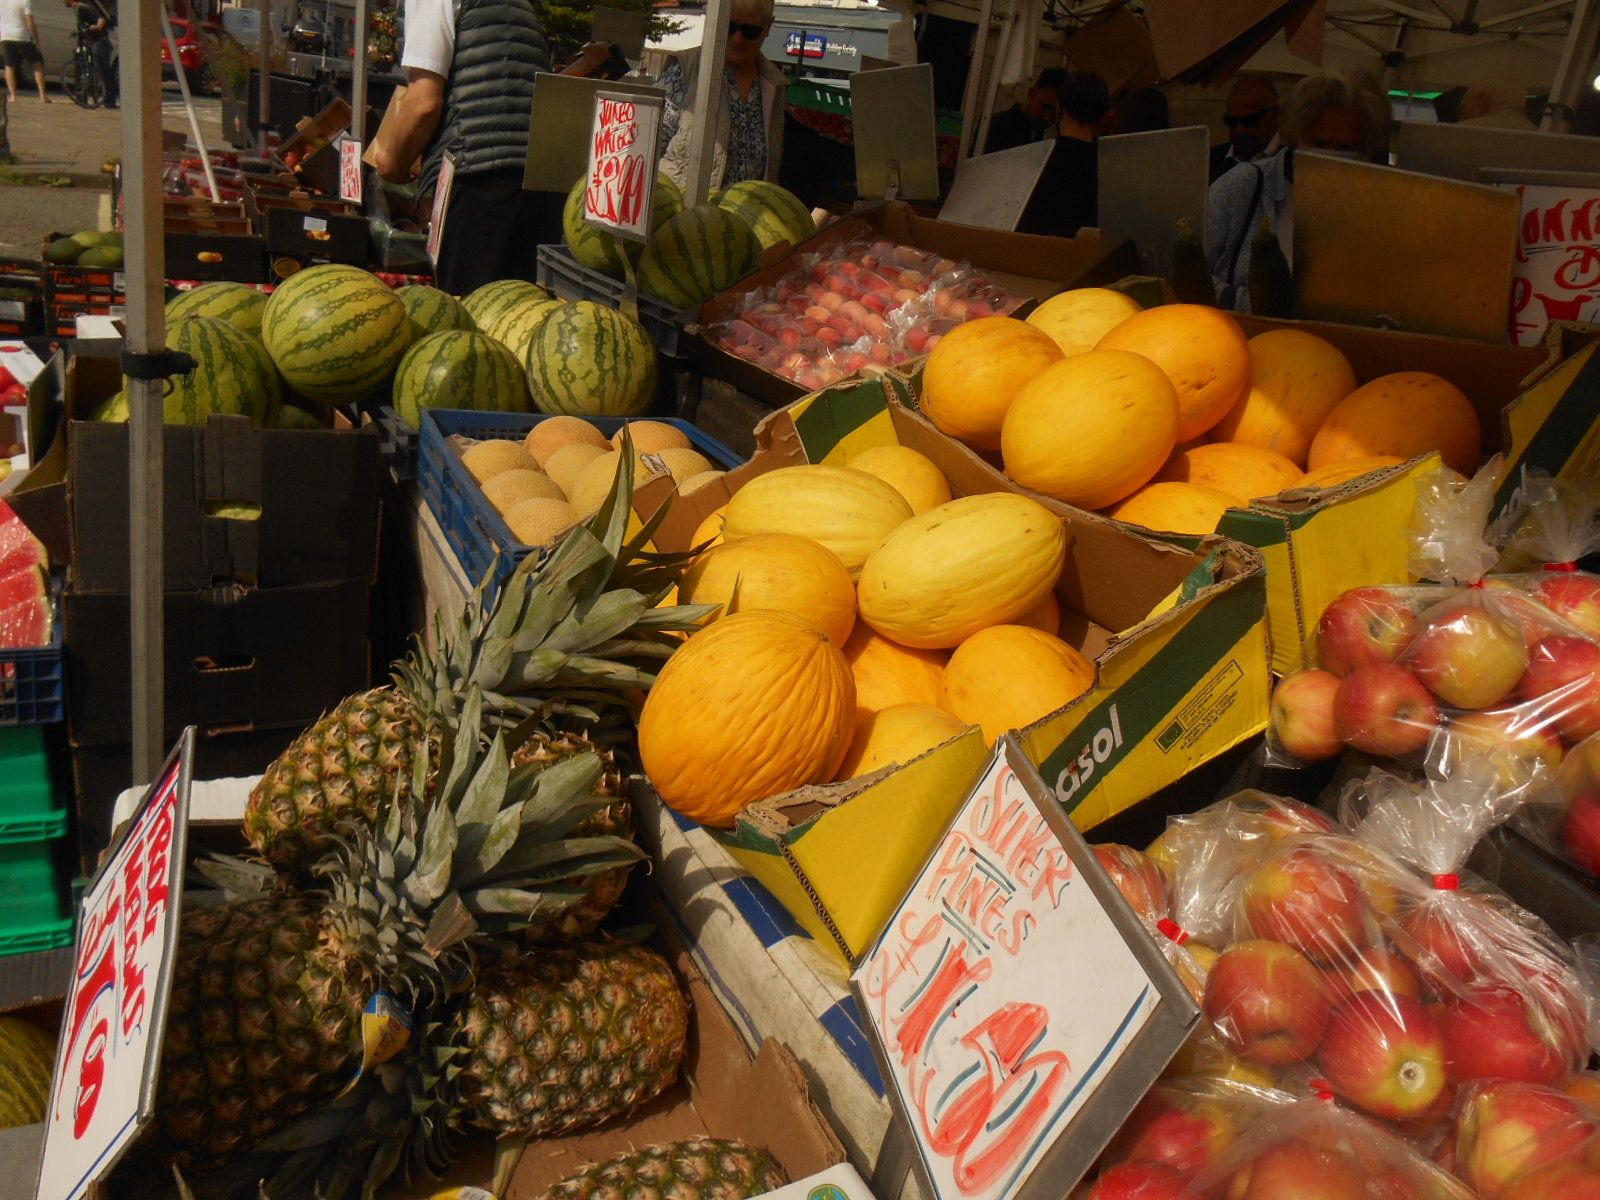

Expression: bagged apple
xmin=1090 ymin=1077 xmax=1297 ymax=1189
xmin=1442 ymin=1078 xmax=1598 ymax=1197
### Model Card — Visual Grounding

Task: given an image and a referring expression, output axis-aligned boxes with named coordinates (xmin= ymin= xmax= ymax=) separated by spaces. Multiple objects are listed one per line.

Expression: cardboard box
xmin=164 ymin=224 xmax=268 ymax=283
xmin=245 ymin=190 xmax=368 ymax=266
xmin=639 ymin=380 xmax=1271 ymax=965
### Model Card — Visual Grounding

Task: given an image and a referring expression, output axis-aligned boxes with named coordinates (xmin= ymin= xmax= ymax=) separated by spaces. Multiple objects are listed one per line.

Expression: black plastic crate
xmin=535 ymin=244 xmax=695 ymax=358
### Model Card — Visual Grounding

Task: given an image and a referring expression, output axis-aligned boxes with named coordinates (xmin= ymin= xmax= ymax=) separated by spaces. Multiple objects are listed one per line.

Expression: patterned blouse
xmin=659 ymin=59 xmax=769 ymax=185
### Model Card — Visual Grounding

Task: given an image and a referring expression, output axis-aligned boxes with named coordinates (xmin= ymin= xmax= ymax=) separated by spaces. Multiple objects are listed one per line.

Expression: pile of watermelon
xmin=0 ymin=501 xmax=49 ymax=649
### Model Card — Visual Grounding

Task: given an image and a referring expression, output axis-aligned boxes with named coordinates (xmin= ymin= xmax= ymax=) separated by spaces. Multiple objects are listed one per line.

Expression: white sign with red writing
xmin=426 ymin=151 xmax=457 ymax=269
xmin=338 ymin=135 xmax=364 ymax=205
xmin=35 ymin=731 xmax=194 ymax=1200
xmin=852 ymin=739 xmax=1195 ymax=1200
xmin=582 ymin=91 xmax=663 ymax=244
xmin=1505 ymin=183 xmax=1600 ymax=346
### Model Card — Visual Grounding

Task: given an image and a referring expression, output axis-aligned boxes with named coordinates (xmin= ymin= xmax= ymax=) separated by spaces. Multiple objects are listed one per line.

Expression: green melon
xmin=92 ymin=393 xmax=130 ymax=422
xmin=636 ymin=205 xmax=761 ymax=310
xmin=149 ymin=316 xmax=280 ymax=426
xmin=461 ymin=279 xmax=548 ymax=330
xmin=525 ymin=300 xmax=657 ymax=418
xmin=272 ymin=403 xmax=325 ymax=430
xmin=45 ymin=238 xmax=81 ymax=265
xmin=0 ymin=1016 xmax=55 ymax=1130
xmin=392 ymin=330 xmax=527 ymax=430
xmin=562 ymin=174 xmax=684 ymax=276
xmin=715 ymin=181 xmax=814 ymax=253
xmin=483 ymin=296 xmax=563 ymax=365
xmin=261 ymin=264 xmax=410 ymax=405
xmin=79 ymin=245 xmax=124 ymax=268
xmin=397 ymin=284 xmax=476 ymax=342
xmin=166 ymin=282 xmax=269 ymax=337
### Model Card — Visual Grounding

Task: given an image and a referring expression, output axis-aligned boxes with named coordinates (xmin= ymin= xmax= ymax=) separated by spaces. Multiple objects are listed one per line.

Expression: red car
xmin=160 ymin=17 xmax=220 ymax=91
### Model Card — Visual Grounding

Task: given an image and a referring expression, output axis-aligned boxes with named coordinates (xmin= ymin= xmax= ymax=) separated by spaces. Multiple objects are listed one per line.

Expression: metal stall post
xmin=683 ymin=0 xmax=730 ymax=207
xmin=351 ymin=0 xmax=369 ymax=139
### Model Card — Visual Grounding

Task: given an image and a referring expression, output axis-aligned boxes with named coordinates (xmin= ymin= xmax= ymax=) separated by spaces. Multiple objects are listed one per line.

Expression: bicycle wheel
xmin=62 ymin=54 xmax=103 ymax=109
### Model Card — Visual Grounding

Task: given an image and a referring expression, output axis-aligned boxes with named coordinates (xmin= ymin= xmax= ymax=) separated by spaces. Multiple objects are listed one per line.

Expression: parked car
xmin=159 ymin=15 xmax=220 ymax=90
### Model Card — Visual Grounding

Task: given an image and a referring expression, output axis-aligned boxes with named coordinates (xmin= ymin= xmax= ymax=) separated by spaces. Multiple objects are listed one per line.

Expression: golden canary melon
xmin=1108 ymin=481 xmax=1236 ymax=535
xmin=841 ymin=625 xmax=948 ymax=718
xmin=1296 ymin=455 xmax=1406 ymax=490
xmin=858 ymin=493 xmax=1066 ymax=650
xmin=638 ymin=610 xmax=855 ymax=826
xmin=1307 ymin=372 xmax=1481 ymax=475
xmin=920 ymin=316 xmax=1063 ymax=452
xmin=942 ymin=625 xmax=1095 ymax=743
xmin=1025 ymin=287 xmax=1142 ymax=357
xmin=1156 ymin=442 xmax=1304 ymax=503
xmin=722 ymin=465 xmax=912 ymax=577
xmin=1212 ymin=330 xmax=1357 ymax=465
xmin=1014 ymin=589 xmax=1061 ymax=636
xmin=847 ymin=444 xmax=952 ymax=515
xmin=1095 ymin=303 xmax=1251 ymax=442
xmin=690 ymin=505 xmax=727 ymax=550
xmin=836 ymin=703 xmax=973 ymax=781
xmin=524 ymin=415 xmax=608 ymax=467
xmin=1000 ymin=350 xmax=1179 ymax=511
xmin=680 ymin=533 xmax=856 ymax=645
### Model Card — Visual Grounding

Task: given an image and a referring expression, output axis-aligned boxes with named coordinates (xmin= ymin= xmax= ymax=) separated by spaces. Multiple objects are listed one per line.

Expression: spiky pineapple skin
xmin=539 ymin=1138 xmax=788 ymax=1200
xmin=245 ymin=687 xmax=428 ymax=873
xmin=457 ymin=941 xmax=688 ymax=1137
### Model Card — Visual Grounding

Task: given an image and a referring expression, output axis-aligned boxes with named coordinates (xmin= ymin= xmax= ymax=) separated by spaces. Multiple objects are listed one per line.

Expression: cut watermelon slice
xmin=0 ymin=499 xmax=47 ymax=577
xmin=0 ymin=564 xmax=50 ymax=648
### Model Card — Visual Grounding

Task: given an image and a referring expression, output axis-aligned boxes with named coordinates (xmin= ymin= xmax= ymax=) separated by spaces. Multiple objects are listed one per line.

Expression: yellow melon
xmin=1015 ymin=589 xmax=1061 ymax=636
xmin=637 ymin=610 xmax=855 ymax=826
xmin=648 ymin=446 xmax=714 ymax=485
xmin=835 ymin=703 xmax=973 ymax=780
xmin=942 ymin=625 xmax=1095 ymax=743
xmin=1025 ymin=287 xmax=1143 ymax=357
xmin=682 ymin=470 xmax=725 ymax=495
xmin=920 ymin=316 xmax=1063 ymax=452
xmin=482 ymin=469 xmax=566 ymax=514
xmin=524 ymin=415 xmax=608 ymax=467
xmin=841 ymin=625 xmax=948 ymax=719
xmin=462 ymin=439 xmax=537 ymax=483
xmin=568 ymin=450 xmax=624 ymax=517
xmin=613 ymin=419 xmax=690 ymax=455
xmin=1096 ymin=304 xmax=1251 ymax=442
xmin=1156 ymin=442 xmax=1303 ymax=504
xmin=1000 ymin=350 xmax=1180 ymax=511
xmin=690 ymin=505 xmax=728 ymax=550
xmin=503 ymin=497 xmax=576 ymax=546
xmin=847 ymin=445 xmax=952 ymax=515
xmin=680 ymin=533 xmax=856 ymax=645
xmin=858 ymin=493 xmax=1066 ymax=649
xmin=545 ymin=442 xmax=608 ymax=496
xmin=1108 ymin=481 xmax=1236 ymax=535
xmin=1212 ymin=330 xmax=1357 ymax=465
xmin=1296 ymin=455 xmax=1406 ymax=490
xmin=1307 ymin=372 xmax=1481 ymax=475
xmin=722 ymin=465 xmax=912 ymax=577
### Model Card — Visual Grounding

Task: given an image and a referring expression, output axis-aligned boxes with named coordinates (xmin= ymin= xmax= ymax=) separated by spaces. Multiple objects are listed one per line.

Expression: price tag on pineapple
xmin=850 ymin=737 xmax=1199 ymax=1200
xmin=35 ymin=730 xmax=196 ymax=1200
xmin=582 ymin=90 xmax=664 ymax=244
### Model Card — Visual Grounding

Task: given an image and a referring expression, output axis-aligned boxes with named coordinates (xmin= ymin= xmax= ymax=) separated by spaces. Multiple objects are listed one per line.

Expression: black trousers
xmin=433 ymin=168 xmax=564 ymax=296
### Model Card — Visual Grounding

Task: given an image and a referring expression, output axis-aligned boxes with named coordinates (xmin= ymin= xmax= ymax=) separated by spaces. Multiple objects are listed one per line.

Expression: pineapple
xmin=538 ymin=1138 xmax=788 ymax=1200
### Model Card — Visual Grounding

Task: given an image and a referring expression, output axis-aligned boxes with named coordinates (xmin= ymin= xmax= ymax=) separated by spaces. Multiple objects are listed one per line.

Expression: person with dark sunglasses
xmin=1209 ymin=76 xmax=1279 ymax=182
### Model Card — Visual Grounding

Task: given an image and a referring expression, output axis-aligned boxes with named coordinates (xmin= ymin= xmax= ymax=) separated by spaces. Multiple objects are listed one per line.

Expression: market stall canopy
xmin=1144 ymin=0 xmax=1326 ymax=81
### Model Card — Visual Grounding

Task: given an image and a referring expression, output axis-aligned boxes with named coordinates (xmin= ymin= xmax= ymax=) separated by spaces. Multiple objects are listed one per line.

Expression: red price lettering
xmin=73 ymin=1018 xmax=109 ymax=1138
xmin=144 ymin=799 xmax=174 ymax=938
xmin=64 ymin=900 xmax=119 ymax=1136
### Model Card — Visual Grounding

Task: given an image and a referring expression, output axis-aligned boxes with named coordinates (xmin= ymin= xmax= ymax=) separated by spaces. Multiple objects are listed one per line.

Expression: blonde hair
xmin=1280 ymin=70 xmax=1391 ymax=159
xmin=730 ymin=0 xmax=775 ymax=24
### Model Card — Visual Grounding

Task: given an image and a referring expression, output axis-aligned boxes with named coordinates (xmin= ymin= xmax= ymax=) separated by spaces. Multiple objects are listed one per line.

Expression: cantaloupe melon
xmin=524 ymin=415 xmax=608 ymax=466
xmin=650 ymin=446 xmax=714 ymax=485
xmin=920 ymin=317 xmax=1063 ymax=452
xmin=462 ymin=439 xmax=536 ymax=483
xmin=504 ymin=497 xmax=576 ymax=545
xmin=1096 ymin=304 xmax=1251 ymax=442
xmin=482 ymin=469 xmax=566 ymax=513
xmin=546 ymin=442 xmax=608 ymax=496
xmin=1307 ymin=373 xmax=1481 ymax=475
xmin=613 ymin=419 xmax=690 ymax=455
xmin=942 ymin=625 xmax=1095 ymax=743
xmin=1213 ymin=330 xmax=1356 ymax=465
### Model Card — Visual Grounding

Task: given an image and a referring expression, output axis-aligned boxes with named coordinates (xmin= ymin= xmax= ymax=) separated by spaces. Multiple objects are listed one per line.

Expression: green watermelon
xmin=392 ymin=331 xmax=527 ymax=430
xmin=161 ymin=316 xmax=280 ymax=426
xmin=166 ymin=282 xmax=269 ymax=336
xmin=525 ymin=301 xmax=657 ymax=418
xmin=92 ymin=393 xmax=130 ymax=422
xmin=261 ymin=264 xmax=411 ymax=405
xmin=715 ymin=181 xmax=814 ymax=253
xmin=636 ymin=205 xmax=761 ymax=310
xmin=562 ymin=174 xmax=684 ymax=276
xmin=272 ymin=403 xmax=325 ymax=430
xmin=483 ymin=296 xmax=563 ymax=365
xmin=462 ymin=279 xmax=548 ymax=330
xmin=397 ymin=284 xmax=475 ymax=342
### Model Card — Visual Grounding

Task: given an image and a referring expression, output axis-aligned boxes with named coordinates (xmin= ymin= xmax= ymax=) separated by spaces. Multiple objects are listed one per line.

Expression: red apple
xmin=1407 ymin=604 xmax=1530 ymax=710
xmin=1323 ymin=945 xmax=1423 ymax=1006
xmin=1317 ymin=588 xmax=1417 ymax=676
xmin=1271 ymin=670 xmax=1345 ymax=762
xmin=1094 ymin=844 xmax=1171 ymax=922
xmin=1088 ymin=1162 xmax=1191 ymax=1200
xmin=1234 ymin=795 xmax=1339 ymax=841
xmin=1535 ymin=574 xmax=1600 ymax=641
xmin=1203 ymin=939 xmax=1332 ymax=1065
xmin=1243 ymin=847 xmax=1374 ymax=964
xmin=1561 ymin=791 xmax=1600 ymax=875
xmin=1566 ymin=1073 xmax=1600 ymax=1109
xmin=1521 ymin=637 xmax=1600 ymax=743
xmin=1449 ymin=708 xmax=1566 ymax=792
xmin=1108 ymin=1091 xmax=1240 ymax=1175
xmin=1316 ymin=992 xmax=1447 ymax=1119
xmin=1226 ymin=1139 xmax=1368 ymax=1200
xmin=1333 ymin=664 xmax=1440 ymax=757
xmin=1500 ymin=1156 xmax=1600 ymax=1200
xmin=1440 ymin=986 xmax=1575 ymax=1088
xmin=1397 ymin=897 xmax=1490 ymax=988
xmin=1454 ymin=1080 xmax=1595 ymax=1198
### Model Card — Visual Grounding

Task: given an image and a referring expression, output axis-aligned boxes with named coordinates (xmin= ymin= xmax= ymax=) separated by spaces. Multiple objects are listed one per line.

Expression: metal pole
xmin=956 ymin=0 xmax=996 ymax=161
xmin=163 ymin=8 xmax=221 ymax=200
xmin=123 ymin=0 xmax=166 ymax=783
xmin=684 ymin=0 xmax=729 ymax=207
xmin=256 ymin=0 xmax=271 ymax=152
xmin=974 ymin=0 xmax=1015 ymax=158
xmin=350 ymin=0 xmax=368 ymax=139
xmin=1542 ymin=0 xmax=1600 ymax=130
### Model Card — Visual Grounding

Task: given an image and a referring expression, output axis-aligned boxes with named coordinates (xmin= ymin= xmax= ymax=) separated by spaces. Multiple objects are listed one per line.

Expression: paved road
xmin=0 ymin=85 xmax=227 ymax=258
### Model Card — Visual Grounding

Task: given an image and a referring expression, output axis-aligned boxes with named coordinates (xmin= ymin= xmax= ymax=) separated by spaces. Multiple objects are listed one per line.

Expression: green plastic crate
xmin=0 ymin=727 xmax=65 ymax=843
xmin=0 ymin=839 xmax=73 ymax=955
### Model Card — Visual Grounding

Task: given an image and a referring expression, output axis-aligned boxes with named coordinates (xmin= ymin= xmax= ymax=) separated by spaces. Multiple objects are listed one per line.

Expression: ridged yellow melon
xmin=546 ymin=441 xmax=608 ymax=496
xmin=1000 ymin=350 xmax=1179 ymax=511
xmin=920 ymin=317 xmax=1063 ymax=452
xmin=1025 ymin=287 xmax=1142 ymax=357
xmin=1015 ymin=590 xmax=1061 ymax=635
xmin=690 ymin=505 xmax=727 ymax=550
xmin=1108 ymin=481 xmax=1236 ymax=535
xmin=1156 ymin=442 xmax=1303 ymax=504
xmin=613 ymin=419 xmax=690 ymax=454
xmin=1296 ymin=455 xmax=1405 ymax=490
xmin=638 ymin=610 xmax=855 ymax=826
xmin=680 ymin=533 xmax=856 ymax=645
xmin=524 ymin=415 xmax=608 ymax=467
xmin=836 ymin=703 xmax=972 ymax=780
xmin=942 ymin=625 xmax=1095 ymax=743
xmin=722 ymin=465 xmax=912 ymax=577
xmin=1096 ymin=303 xmax=1251 ymax=441
xmin=1212 ymin=330 xmax=1357 ymax=465
xmin=841 ymin=625 xmax=948 ymax=719
xmin=858 ymin=493 xmax=1066 ymax=649
xmin=847 ymin=445 xmax=952 ymax=515
xmin=1307 ymin=372 xmax=1481 ymax=475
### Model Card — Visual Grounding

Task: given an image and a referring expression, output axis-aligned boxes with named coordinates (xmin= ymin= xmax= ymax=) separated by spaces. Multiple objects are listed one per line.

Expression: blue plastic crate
xmin=535 ymin=244 xmax=695 ymax=358
xmin=372 ymin=404 xmax=418 ymax=483
xmin=0 ymin=621 xmax=64 ymax=728
xmin=419 ymin=409 xmax=742 ymax=597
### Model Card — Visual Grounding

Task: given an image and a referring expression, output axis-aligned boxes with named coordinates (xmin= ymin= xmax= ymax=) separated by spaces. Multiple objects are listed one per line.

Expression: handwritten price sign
xmin=35 ymin=731 xmax=194 ymax=1200
xmin=851 ymin=738 xmax=1198 ymax=1200
xmin=1504 ymin=184 xmax=1600 ymax=346
xmin=583 ymin=91 xmax=663 ymax=244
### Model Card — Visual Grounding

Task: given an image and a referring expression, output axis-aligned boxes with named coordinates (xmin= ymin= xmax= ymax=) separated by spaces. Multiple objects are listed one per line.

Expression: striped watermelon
xmin=462 ymin=279 xmax=549 ymax=330
xmin=483 ymin=296 xmax=563 ymax=364
xmin=0 ymin=1016 xmax=56 ymax=1129
xmin=273 ymin=403 xmax=325 ymax=429
xmin=166 ymin=281 xmax=269 ymax=336
xmin=562 ymin=174 xmax=684 ymax=276
xmin=392 ymin=331 xmax=527 ymax=430
xmin=158 ymin=316 xmax=281 ymax=426
xmin=715 ymin=181 xmax=814 ymax=253
xmin=397 ymin=284 xmax=475 ymax=342
xmin=636 ymin=205 xmax=761 ymax=310
xmin=525 ymin=301 xmax=657 ymax=418
xmin=261 ymin=264 xmax=411 ymax=405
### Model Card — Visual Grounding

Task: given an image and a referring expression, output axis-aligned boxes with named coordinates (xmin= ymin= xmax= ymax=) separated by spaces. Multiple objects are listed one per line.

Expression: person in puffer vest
xmin=373 ymin=0 xmax=554 ymax=293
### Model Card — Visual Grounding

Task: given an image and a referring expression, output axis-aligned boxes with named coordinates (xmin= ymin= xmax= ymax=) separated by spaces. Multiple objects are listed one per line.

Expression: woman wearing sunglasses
xmin=659 ymin=0 xmax=787 ymax=192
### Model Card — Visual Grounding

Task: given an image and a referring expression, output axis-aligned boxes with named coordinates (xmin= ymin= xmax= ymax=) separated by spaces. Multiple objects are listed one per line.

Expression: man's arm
xmin=26 ymin=11 xmax=41 ymax=41
xmin=372 ymin=68 xmax=445 ymax=182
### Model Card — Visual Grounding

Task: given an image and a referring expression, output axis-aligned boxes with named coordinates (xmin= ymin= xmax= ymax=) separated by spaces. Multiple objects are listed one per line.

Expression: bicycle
xmin=61 ymin=32 xmax=111 ymax=109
